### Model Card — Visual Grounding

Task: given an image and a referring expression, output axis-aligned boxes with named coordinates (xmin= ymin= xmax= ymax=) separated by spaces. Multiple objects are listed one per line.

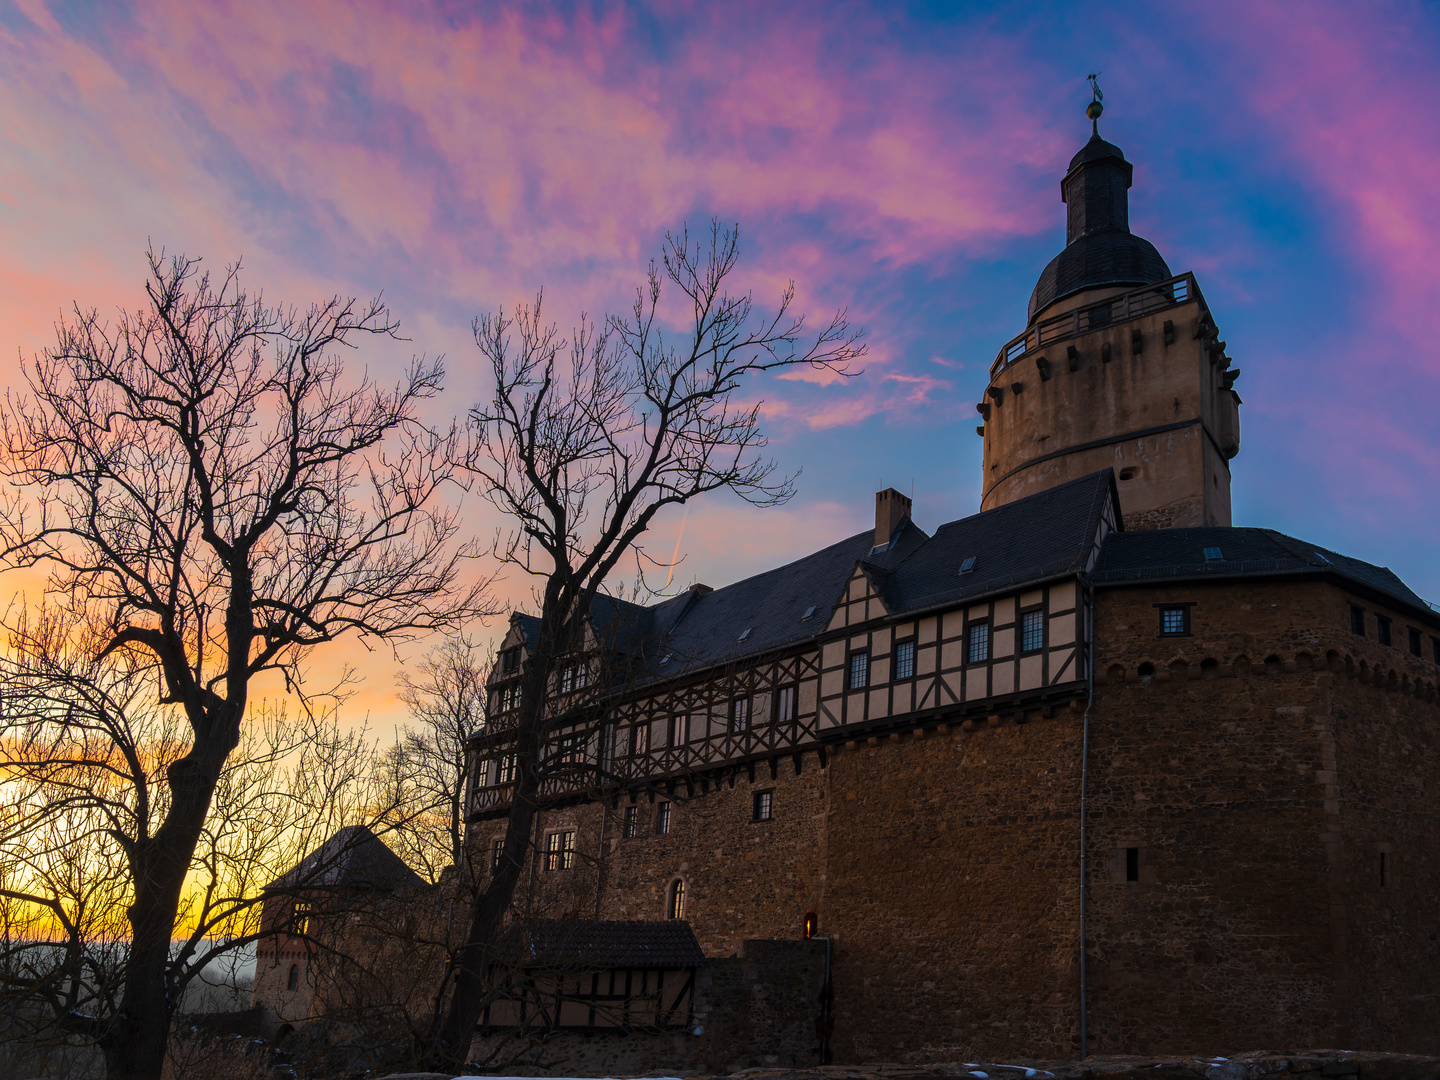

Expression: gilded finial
xmin=1086 ymin=72 xmax=1104 ymax=133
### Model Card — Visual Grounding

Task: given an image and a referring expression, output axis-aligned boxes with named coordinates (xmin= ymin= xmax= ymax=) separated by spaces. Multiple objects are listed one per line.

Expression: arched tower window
xmin=667 ymin=878 xmax=685 ymax=921
xmin=286 ymin=963 xmax=299 ymax=991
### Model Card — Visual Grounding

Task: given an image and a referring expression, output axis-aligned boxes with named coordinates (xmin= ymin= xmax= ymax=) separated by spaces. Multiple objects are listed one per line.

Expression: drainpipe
xmin=1078 ymin=573 xmax=1095 ymax=1059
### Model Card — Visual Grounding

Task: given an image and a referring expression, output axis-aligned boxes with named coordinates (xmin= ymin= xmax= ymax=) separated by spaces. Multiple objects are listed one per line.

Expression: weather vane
xmin=1086 ymin=72 xmax=1104 ymax=131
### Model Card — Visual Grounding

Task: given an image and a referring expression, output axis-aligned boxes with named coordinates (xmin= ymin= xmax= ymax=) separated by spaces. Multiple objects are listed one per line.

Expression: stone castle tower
xmin=979 ymin=101 xmax=1242 ymax=530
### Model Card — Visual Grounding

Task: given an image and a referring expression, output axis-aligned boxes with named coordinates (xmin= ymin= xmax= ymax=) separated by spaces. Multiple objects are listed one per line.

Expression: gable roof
xmin=1093 ymin=527 xmax=1438 ymax=624
xmin=266 ymin=825 xmax=422 ymax=892
xmin=597 ymin=470 xmax=1119 ymax=683
xmin=493 ymin=919 xmax=706 ymax=969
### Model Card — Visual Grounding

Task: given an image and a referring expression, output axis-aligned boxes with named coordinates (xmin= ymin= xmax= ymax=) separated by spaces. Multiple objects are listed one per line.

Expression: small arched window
xmin=803 ymin=911 xmax=819 ymax=939
xmin=667 ymin=878 xmax=685 ymax=921
xmin=286 ymin=963 xmax=299 ymax=991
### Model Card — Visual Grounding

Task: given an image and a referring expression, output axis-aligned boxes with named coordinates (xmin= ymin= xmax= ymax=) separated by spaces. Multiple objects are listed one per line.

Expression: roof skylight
xmin=801 ymin=606 xmax=816 ymax=620
xmin=1203 ymin=547 xmax=1223 ymax=561
xmin=737 ymin=627 xmax=753 ymax=642
xmin=959 ymin=556 xmax=977 ymax=574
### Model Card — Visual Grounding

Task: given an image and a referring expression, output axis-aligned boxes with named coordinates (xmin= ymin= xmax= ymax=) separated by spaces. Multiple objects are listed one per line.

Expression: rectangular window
xmin=630 ymin=724 xmax=650 ymax=757
xmin=491 ymin=838 xmax=505 ymax=871
xmin=1380 ymin=851 xmax=1388 ymax=888
xmin=1125 ymin=847 xmax=1139 ymax=883
xmin=622 ymin=805 xmax=637 ymax=839
xmin=559 ymin=664 xmax=574 ymax=694
xmin=1159 ymin=606 xmax=1190 ymax=636
xmin=495 ymin=754 xmax=517 ymax=785
xmin=655 ymin=802 xmax=671 ymax=835
xmin=729 ymin=696 xmax=751 ymax=733
xmin=847 ymin=651 xmax=869 ymax=690
xmin=1410 ymin=627 xmax=1423 ymax=657
xmin=1020 ymin=609 xmax=1045 ymax=653
xmin=752 ymin=791 xmax=773 ymax=822
xmin=501 ymin=646 xmax=520 ymax=673
xmin=669 ymin=714 xmax=688 ymax=746
xmin=544 ymin=830 xmax=575 ymax=871
xmin=774 ymin=685 xmax=796 ymax=724
xmin=1351 ymin=604 xmax=1366 ymax=636
xmin=1433 ymin=637 xmax=1440 ymax=665
xmin=1377 ymin=616 xmax=1392 ymax=647
xmin=967 ymin=622 xmax=990 ymax=664
xmin=558 ymin=733 xmax=585 ymax=765
xmin=894 ymin=640 xmax=915 ymax=681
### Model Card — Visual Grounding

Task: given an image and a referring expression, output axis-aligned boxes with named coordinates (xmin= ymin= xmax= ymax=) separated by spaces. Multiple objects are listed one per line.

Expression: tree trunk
xmin=430 ymin=790 xmax=539 ymax=1068
xmin=101 ymin=742 xmax=233 ymax=1079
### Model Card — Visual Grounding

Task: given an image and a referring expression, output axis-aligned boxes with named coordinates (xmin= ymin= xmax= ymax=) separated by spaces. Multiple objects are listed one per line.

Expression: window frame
xmin=494 ymin=753 xmax=517 ymax=785
xmin=544 ymin=829 xmax=576 ymax=872
xmin=669 ymin=714 xmax=688 ymax=747
xmin=1377 ymin=615 xmax=1393 ymax=648
xmin=622 ymin=805 xmax=638 ymax=840
xmin=729 ymin=696 xmax=751 ymax=733
xmin=774 ymin=684 xmax=797 ymax=724
xmin=966 ymin=620 xmax=991 ymax=665
xmin=655 ymin=801 xmax=672 ymax=835
xmin=629 ymin=723 xmax=650 ymax=757
xmin=752 ymin=790 xmax=774 ymax=822
xmin=847 ymin=650 xmax=870 ymax=690
xmin=1409 ymin=626 xmax=1423 ymax=658
xmin=491 ymin=838 xmax=505 ymax=871
xmin=1019 ymin=608 xmax=1045 ymax=654
xmin=893 ymin=639 xmax=916 ymax=681
xmin=1155 ymin=602 xmax=1194 ymax=637
xmin=667 ymin=878 xmax=686 ymax=920
xmin=1350 ymin=604 xmax=1366 ymax=637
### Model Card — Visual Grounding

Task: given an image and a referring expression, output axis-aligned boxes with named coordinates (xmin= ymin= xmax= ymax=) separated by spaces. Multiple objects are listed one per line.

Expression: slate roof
xmin=493 ymin=919 xmax=706 ymax=969
xmin=267 ymin=825 xmax=422 ymax=892
xmin=593 ymin=470 xmax=1119 ymax=684
xmin=1093 ymin=527 xmax=1438 ymax=624
xmin=1028 ymin=232 xmax=1172 ymax=324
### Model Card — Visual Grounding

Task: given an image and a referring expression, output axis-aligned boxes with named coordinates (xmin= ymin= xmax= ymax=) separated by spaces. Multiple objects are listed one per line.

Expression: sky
xmin=1 ymin=0 xmax=1437 ymax=729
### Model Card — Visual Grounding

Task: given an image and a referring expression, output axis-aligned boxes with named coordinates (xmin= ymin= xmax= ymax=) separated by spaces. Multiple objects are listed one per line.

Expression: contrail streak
xmin=663 ymin=505 xmax=690 ymax=591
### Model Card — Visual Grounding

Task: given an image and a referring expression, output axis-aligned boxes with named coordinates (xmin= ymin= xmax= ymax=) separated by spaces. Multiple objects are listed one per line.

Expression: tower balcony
xmin=991 ymin=272 xmax=1207 ymax=379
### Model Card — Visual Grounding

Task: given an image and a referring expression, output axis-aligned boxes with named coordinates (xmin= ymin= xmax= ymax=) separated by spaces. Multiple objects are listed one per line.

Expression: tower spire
xmin=1086 ymin=72 xmax=1104 ymax=135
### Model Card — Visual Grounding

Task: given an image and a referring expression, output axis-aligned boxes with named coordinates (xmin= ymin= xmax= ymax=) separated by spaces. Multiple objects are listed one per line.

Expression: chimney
xmin=874 ymin=488 xmax=912 ymax=550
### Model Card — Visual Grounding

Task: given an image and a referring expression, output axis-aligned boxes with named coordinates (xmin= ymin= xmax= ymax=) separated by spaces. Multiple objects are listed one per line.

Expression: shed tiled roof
xmin=494 ymin=919 xmax=706 ymax=969
xmin=1093 ymin=527 xmax=1438 ymax=624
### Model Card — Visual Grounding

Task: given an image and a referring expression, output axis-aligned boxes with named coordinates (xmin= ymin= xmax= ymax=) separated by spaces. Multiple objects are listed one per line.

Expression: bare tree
xmin=428 ymin=222 xmax=864 ymax=1067
xmin=382 ymin=635 xmax=490 ymax=882
xmin=0 ymin=249 xmax=492 ymax=1080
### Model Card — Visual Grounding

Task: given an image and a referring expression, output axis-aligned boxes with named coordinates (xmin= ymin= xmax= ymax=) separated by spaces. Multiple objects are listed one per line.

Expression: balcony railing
xmin=990 ymin=273 xmax=1205 ymax=379
xmin=469 ymin=710 xmax=822 ymax=817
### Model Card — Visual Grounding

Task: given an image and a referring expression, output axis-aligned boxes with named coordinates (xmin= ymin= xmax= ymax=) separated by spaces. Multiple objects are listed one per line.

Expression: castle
xmin=256 ymin=104 xmax=1440 ymax=1064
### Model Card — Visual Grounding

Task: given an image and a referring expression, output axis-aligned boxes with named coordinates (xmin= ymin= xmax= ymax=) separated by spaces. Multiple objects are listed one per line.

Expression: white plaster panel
xmin=846 ymin=691 xmax=866 ymax=722
xmin=868 ymin=688 xmax=888 ymax=719
xmin=1019 ymin=654 xmax=1043 ymax=691
xmin=918 ymin=616 xmax=937 ymax=644
xmin=917 ymin=645 xmax=937 ymax=676
xmin=993 ymin=596 xmax=1016 ymax=624
xmin=940 ymin=639 xmax=964 ymax=671
xmin=943 ymin=610 xmax=966 ymax=640
xmin=871 ymin=656 xmax=890 ymax=684
xmin=1049 ymin=613 xmax=1076 ymax=646
xmin=965 ymin=668 xmax=987 ymax=700
xmin=821 ymin=669 xmax=842 ymax=698
xmin=992 ymin=662 xmax=1015 ymax=696
xmin=822 ymin=641 xmax=845 ymax=670
xmin=993 ymin=627 xmax=1015 ymax=658
xmin=1020 ymin=588 xmax=1044 ymax=608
